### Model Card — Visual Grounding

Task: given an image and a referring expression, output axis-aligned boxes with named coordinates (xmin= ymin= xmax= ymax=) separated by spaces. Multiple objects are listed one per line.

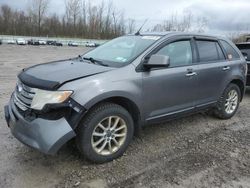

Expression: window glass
xmin=83 ymin=35 xmax=160 ymax=67
xmin=156 ymin=40 xmax=192 ymax=67
xmin=196 ymin=40 xmax=224 ymax=62
xmin=220 ymin=40 xmax=240 ymax=60
xmin=216 ymin=43 xmax=225 ymax=60
xmin=236 ymin=44 xmax=250 ymax=61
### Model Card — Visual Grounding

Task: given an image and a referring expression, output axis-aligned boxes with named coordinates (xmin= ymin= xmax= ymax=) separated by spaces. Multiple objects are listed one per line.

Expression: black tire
xmin=213 ymin=83 xmax=241 ymax=119
xmin=76 ymin=102 xmax=134 ymax=163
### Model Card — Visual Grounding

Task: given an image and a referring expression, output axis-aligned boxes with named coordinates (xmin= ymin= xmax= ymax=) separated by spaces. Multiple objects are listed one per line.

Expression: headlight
xmin=31 ymin=89 xmax=73 ymax=110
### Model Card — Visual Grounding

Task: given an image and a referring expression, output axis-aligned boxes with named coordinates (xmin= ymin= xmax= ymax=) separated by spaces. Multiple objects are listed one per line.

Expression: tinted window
xmin=156 ymin=40 xmax=192 ymax=67
xmin=236 ymin=44 xmax=250 ymax=61
xmin=220 ymin=40 xmax=240 ymax=60
xmin=216 ymin=43 xmax=225 ymax=60
xmin=196 ymin=40 xmax=225 ymax=62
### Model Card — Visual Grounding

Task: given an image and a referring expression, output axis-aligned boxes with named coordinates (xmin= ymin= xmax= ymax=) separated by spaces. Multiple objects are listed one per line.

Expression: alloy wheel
xmin=91 ymin=116 xmax=127 ymax=156
xmin=225 ymin=89 xmax=238 ymax=114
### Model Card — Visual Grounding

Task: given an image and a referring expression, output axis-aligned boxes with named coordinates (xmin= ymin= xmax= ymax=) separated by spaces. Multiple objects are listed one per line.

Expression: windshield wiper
xmin=81 ymin=56 xmax=108 ymax=67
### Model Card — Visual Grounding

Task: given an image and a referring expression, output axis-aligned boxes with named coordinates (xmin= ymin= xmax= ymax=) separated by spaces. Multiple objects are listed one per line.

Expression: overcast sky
xmin=1 ymin=0 xmax=250 ymax=34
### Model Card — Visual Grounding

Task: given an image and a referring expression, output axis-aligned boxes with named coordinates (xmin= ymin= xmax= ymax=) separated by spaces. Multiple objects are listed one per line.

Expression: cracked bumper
xmin=4 ymin=96 xmax=76 ymax=155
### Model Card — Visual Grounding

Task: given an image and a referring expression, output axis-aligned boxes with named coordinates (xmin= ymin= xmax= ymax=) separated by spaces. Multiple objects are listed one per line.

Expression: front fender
xmin=81 ymin=90 xmax=141 ymax=110
xmin=59 ymin=65 xmax=143 ymax=111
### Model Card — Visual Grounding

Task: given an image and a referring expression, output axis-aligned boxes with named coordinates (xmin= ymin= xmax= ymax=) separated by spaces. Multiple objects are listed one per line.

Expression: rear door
xmin=194 ymin=38 xmax=234 ymax=107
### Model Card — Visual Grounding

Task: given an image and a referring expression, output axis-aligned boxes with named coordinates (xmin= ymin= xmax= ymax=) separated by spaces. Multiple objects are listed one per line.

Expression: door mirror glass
xmin=144 ymin=54 xmax=170 ymax=69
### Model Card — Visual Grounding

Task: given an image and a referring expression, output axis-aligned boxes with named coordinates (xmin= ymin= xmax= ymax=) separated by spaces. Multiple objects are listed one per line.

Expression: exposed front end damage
xmin=4 ymin=92 xmax=85 ymax=155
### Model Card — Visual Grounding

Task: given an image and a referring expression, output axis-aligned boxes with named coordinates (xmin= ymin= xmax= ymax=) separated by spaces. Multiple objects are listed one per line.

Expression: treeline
xmin=0 ymin=0 xmax=129 ymax=39
xmin=152 ymin=11 xmax=208 ymax=33
xmin=0 ymin=0 xmax=210 ymax=39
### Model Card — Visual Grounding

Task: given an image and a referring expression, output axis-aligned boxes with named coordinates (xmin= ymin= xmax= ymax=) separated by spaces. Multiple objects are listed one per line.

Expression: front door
xmin=142 ymin=39 xmax=198 ymax=122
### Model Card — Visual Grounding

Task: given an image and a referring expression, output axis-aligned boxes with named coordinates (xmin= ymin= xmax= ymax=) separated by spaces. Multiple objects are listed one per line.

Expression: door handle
xmin=186 ymin=72 xmax=197 ymax=77
xmin=223 ymin=66 xmax=230 ymax=71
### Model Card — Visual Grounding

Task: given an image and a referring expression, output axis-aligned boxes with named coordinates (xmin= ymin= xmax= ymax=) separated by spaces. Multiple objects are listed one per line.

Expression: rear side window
xmin=156 ymin=40 xmax=192 ymax=67
xmin=196 ymin=40 xmax=225 ymax=62
xmin=220 ymin=40 xmax=240 ymax=60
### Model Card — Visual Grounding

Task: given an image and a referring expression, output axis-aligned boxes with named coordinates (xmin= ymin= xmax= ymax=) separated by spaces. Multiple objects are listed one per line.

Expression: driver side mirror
xmin=242 ymin=52 xmax=248 ymax=61
xmin=144 ymin=54 xmax=170 ymax=69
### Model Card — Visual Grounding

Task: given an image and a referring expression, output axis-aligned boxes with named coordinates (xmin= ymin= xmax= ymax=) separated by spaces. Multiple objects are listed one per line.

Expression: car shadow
xmin=245 ymin=86 xmax=250 ymax=96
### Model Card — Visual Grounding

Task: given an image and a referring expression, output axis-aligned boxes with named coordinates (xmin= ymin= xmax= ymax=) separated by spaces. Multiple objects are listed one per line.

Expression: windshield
xmin=82 ymin=35 xmax=161 ymax=67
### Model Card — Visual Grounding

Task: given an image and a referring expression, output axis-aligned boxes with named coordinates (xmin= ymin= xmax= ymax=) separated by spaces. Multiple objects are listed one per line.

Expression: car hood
xmin=18 ymin=58 xmax=114 ymax=90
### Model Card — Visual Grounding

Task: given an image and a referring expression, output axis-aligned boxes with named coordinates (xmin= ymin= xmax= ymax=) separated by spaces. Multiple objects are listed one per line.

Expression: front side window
xmin=196 ymin=40 xmax=225 ymax=62
xmin=220 ymin=40 xmax=240 ymax=60
xmin=156 ymin=40 xmax=193 ymax=67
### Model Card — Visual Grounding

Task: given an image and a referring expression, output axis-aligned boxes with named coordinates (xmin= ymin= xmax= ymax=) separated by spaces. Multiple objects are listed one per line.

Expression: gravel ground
xmin=0 ymin=45 xmax=250 ymax=188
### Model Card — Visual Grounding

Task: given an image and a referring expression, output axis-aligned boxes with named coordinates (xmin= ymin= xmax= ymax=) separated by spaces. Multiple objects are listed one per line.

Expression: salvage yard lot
xmin=0 ymin=45 xmax=250 ymax=188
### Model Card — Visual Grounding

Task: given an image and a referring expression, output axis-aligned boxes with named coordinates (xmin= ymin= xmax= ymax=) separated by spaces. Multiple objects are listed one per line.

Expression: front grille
xmin=14 ymin=81 xmax=36 ymax=111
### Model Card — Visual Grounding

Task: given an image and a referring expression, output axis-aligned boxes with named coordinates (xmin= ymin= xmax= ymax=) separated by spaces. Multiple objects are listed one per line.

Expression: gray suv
xmin=4 ymin=32 xmax=247 ymax=163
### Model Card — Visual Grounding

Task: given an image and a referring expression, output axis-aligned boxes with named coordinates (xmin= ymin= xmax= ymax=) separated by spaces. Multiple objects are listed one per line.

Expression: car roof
xmin=130 ymin=31 xmax=227 ymax=40
xmin=139 ymin=32 xmax=175 ymax=36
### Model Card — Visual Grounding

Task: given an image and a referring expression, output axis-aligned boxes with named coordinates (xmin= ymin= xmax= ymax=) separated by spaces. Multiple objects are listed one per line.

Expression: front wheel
xmin=213 ymin=83 xmax=241 ymax=119
xmin=76 ymin=103 xmax=134 ymax=163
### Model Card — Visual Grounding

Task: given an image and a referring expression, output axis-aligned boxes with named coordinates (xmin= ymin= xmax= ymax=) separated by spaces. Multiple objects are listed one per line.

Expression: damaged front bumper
xmin=4 ymin=95 xmax=83 ymax=155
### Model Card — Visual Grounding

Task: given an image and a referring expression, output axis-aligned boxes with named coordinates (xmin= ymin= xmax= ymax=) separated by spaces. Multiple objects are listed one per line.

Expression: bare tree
xmin=179 ymin=10 xmax=192 ymax=32
xmin=152 ymin=11 xmax=208 ymax=33
xmin=28 ymin=0 xmax=49 ymax=36
xmin=65 ymin=0 xmax=81 ymax=36
xmin=80 ymin=0 xmax=87 ymax=36
xmin=0 ymin=5 xmax=13 ymax=34
xmin=112 ymin=12 xmax=117 ymax=35
xmin=196 ymin=17 xmax=208 ymax=33
xmin=127 ymin=18 xmax=135 ymax=34
xmin=104 ymin=1 xmax=113 ymax=38
xmin=0 ymin=1 xmax=126 ymax=39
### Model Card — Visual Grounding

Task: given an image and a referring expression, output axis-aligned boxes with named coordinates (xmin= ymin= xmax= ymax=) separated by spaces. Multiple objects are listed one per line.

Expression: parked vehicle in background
xmin=55 ymin=41 xmax=63 ymax=46
xmin=27 ymin=39 xmax=32 ymax=45
xmin=16 ymin=38 xmax=26 ymax=45
xmin=7 ymin=39 xmax=16 ymax=44
xmin=27 ymin=39 xmax=40 ymax=45
xmin=46 ymin=40 xmax=62 ymax=46
xmin=31 ymin=40 xmax=40 ymax=46
xmin=85 ymin=42 xmax=99 ymax=47
xmin=47 ymin=40 xmax=56 ymax=45
xmin=38 ymin=40 xmax=46 ymax=45
xmin=236 ymin=42 xmax=250 ymax=85
xmin=4 ymin=32 xmax=246 ymax=163
xmin=68 ymin=41 xmax=78 ymax=47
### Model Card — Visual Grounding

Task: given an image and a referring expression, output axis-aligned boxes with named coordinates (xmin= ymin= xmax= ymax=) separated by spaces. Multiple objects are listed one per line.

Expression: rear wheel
xmin=213 ymin=83 xmax=240 ymax=119
xmin=76 ymin=103 xmax=134 ymax=163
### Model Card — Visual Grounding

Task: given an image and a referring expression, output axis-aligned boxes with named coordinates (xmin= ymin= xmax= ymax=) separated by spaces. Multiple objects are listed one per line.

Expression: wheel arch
xmin=83 ymin=95 xmax=142 ymax=136
xmin=230 ymin=79 xmax=245 ymax=101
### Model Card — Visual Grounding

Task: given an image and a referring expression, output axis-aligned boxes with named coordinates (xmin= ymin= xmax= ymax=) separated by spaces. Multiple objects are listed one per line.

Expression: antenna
xmin=135 ymin=19 xmax=148 ymax=35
